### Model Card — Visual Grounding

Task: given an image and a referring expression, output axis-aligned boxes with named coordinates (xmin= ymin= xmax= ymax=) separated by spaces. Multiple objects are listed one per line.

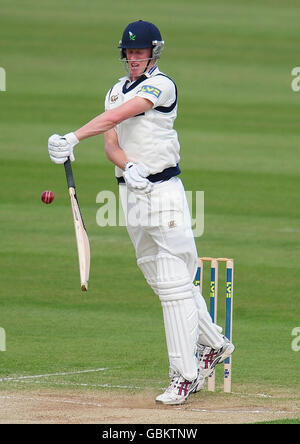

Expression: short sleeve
xmin=135 ymin=76 xmax=176 ymax=108
xmin=104 ymin=88 xmax=112 ymax=111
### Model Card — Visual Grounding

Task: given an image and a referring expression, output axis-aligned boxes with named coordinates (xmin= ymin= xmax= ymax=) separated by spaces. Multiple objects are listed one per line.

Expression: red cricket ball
xmin=41 ymin=190 xmax=54 ymax=204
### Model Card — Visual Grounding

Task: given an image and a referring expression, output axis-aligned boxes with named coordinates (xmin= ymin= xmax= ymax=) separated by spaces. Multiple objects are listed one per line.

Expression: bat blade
xmin=69 ymin=188 xmax=90 ymax=291
xmin=64 ymin=158 xmax=90 ymax=291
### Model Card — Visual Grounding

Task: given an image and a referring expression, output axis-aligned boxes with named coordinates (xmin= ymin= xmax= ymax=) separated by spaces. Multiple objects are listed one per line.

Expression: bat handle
xmin=64 ymin=157 xmax=76 ymax=189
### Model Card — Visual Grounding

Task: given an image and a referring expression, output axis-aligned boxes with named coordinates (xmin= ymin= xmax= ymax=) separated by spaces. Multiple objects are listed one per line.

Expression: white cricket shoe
xmin=196 ymin=336 xmax=235 ymax=380
xmin=190 ymin=373 xmax=206 ymax=393
xmin=156 ymin=372 xmax=203 ymax=405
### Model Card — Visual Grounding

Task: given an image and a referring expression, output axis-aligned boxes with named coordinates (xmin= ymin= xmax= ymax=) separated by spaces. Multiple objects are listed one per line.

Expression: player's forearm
xmin=74 ymin=110 xmax=119 ymax=141
xmin=74 ymin=98 xmax=153 ymax=141
xmin=105 ymin=141 xmax=128 ymax=170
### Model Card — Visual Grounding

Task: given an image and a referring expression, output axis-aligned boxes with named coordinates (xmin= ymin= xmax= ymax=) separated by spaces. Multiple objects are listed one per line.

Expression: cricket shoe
xmin=156 ymin=371 xmax=203 ymax=405
xmin=190 ymin=373 xmax=206 ymax=393
xmin=196 ymin=336 xmax=235 ymax=380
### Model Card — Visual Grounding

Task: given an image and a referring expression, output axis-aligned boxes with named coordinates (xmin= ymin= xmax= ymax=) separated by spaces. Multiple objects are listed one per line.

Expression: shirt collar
xmin=145 ymin=65 xmax=160 ymax=77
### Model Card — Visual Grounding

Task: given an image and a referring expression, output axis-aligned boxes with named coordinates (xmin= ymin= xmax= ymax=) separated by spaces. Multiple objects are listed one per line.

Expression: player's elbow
xmin=105 ymin=109 xmax=123 ymax=127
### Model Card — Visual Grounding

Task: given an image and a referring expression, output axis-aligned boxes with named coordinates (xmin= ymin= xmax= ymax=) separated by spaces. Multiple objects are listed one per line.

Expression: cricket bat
xmin=64 ymin=158 xmax=90 ymax=291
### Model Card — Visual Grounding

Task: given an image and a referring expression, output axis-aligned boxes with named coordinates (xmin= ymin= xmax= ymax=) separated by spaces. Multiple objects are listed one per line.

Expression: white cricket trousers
xmin=119 ymin=177 xmax=223 ymax=380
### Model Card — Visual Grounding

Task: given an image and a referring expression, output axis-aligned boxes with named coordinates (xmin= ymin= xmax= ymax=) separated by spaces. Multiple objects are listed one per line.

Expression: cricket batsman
xmin=48 ymin=20 xmax=234 ymax=404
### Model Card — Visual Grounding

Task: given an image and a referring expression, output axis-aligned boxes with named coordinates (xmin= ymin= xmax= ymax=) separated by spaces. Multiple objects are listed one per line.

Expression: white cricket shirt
xmin=105 ymin=66 xmax=180 ymax=177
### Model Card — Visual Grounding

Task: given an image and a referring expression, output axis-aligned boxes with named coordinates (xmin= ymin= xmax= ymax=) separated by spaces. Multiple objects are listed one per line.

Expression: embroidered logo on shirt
xmin=141 ymin=85 xmax=162 ymax=98
xmin=110 ymin=94 xmax=119 ymax=103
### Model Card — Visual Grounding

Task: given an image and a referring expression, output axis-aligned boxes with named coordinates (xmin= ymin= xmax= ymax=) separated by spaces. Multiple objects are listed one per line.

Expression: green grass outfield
xmin=0 ymin=0 xmax=299 ymax=423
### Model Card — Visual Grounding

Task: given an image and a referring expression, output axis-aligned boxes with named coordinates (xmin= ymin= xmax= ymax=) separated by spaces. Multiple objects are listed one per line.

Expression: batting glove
xmin=48 ymin=132 xmax=79 ymax=164
xmin=123 ymin=162 xmax=153 ymax=194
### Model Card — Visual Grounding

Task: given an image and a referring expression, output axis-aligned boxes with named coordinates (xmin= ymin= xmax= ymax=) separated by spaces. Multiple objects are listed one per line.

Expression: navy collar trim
xmin=122 ymin=75 xmax=147 ymax=94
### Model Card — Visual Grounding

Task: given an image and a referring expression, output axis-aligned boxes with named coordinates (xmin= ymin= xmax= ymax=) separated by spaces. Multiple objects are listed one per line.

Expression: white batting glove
xmin=48 ymin=132 xmax=79 ymax=164
xmin=123 ymin=162 xmax=153 ymax=193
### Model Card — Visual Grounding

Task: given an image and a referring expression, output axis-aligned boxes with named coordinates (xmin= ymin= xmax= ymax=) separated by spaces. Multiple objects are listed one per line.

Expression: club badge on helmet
xmin=119 ymin=20 xmax=164 ymax=62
